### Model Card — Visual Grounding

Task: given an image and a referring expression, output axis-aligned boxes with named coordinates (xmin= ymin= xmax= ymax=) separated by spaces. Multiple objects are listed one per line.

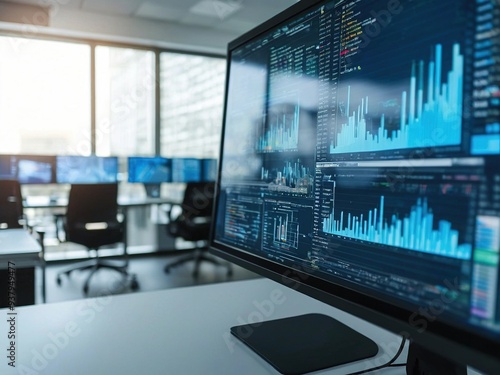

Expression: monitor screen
xmin=0 ymin=155 xmax=56 ymax=184
xmin=211 ymin=0 xmax=500 ymax=373
xmin=11 ymin=155 xmax=56 ymax=184
xmin=56 ymin=156 xmax=118 ymax=184
xmin=171 ymin=158 xmax=202 ymax=182
xmin=201 ymin=159 xmax=218 ymax=181
xmin=0 ymin=155 xmax=14 ymax=179
xmin=127 ymin=157 xmax=172 ymax=184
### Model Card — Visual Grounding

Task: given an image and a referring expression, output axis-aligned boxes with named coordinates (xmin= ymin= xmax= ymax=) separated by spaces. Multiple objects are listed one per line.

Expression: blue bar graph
xmin=330 ymin=44 xmax=463 ymax=154
xmin=273 ymin=210 xmax=299 ymax=249
xmin=323 ymin=195 xmax=472 ymax=260
xmin=262 ymin=159 xmax=312 ymax=194
xmin=257 ymin=105 xmax=300 ymax=152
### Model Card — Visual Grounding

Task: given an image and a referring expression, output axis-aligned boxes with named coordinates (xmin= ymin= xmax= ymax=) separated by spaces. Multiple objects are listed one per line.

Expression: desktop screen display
xmin=202 ymin=159 xmax=218 ymax=181
xmin=0 ymin=155 xmax=13 ymax=179
xmin=171 ymin=158 xmax=202 ymax=182
xmin=12 ymin=155 xmax=56 ymax=184
xmin=56 ymin=156 xmax=118 ymax=184
xmin=0 ymin=155 xmax=56 ymax=184
xmin=211 ymin=0 xmax=500 ymax=373
xmin=127 ymin=157 xmax=172 ymax=184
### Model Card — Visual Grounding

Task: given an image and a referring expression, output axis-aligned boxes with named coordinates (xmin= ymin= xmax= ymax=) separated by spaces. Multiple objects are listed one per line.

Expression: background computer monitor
xmin=201 ymin=159 xmax=218 ymax=182
xmin=0 ymin=155 xmax=14 ymax=179
xmin=127 ymin=156 xmax=171 ymax=197
xmin=210 ymin=0 xmax=500 ymax=374
xmin=127 ymin=156 xmax=172 ymax=184
xmin=12 ymin=155 xmax=56 ymax=184
xmin=56 ymin=156 xmax=118 ymax=184
xmin=171 ymin=158 xmax=202 ymax=183
xmin=0 ymin=155 xmax=56 ymax=184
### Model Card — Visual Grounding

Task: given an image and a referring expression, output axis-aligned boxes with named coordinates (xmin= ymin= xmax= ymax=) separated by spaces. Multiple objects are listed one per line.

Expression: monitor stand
xmin=144 ymin=184 xmax=161 ymax=198
xmin=231 ymin=313 xmax=378 ymax=375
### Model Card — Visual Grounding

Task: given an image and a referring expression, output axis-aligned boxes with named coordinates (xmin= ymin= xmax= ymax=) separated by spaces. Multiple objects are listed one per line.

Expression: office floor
xmin=39 ymin=252 xmax=261 ymax=304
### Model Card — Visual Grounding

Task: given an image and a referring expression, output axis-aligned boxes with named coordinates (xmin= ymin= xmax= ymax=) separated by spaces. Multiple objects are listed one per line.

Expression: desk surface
xmin=0 ymin=279 xmax=403 ymax=375
xmin=0 ymin=229 xmax=41 ymax=257
xmin=0 ymin=279 xmax=483 ymax=375
xmin=23 ymin=196 xmax=176 ymax=209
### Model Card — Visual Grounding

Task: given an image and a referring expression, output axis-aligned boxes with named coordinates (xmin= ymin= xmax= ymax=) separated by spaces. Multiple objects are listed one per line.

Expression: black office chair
xmin=56 ymin=183 xmax=139 ymax=295
xmin=0 ymin=179 xmax=46 ymax=303
xmin=164 ymin=181 xmax=232 ymax=278
xmin=0 ymin=179 xmax=24 ymax=229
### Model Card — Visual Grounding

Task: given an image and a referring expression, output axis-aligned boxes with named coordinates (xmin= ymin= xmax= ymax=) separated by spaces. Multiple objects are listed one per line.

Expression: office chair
xmin=56 ymin=183 xmax=139 ymax=295
xmin=0 ymin=179 xmax=24 ymax=228
xmin=164 ymin=181 xmax=232 ymax=278
xmin=0 ymin=179 xmax=46 ymax=303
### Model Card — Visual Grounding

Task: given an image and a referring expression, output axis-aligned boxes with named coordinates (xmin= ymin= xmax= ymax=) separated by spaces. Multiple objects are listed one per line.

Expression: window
xmin=0 ymin=37 xmax=91 ymax=155
xmin=95 ymin=46 xmax=155 ymax=156
xmin=160 ymin=53 xmax=226 ymax=158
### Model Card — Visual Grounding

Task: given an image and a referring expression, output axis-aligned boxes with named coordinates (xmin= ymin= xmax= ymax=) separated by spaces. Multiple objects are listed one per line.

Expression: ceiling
xmin=5 ymin=0 xmax=299 ymax=35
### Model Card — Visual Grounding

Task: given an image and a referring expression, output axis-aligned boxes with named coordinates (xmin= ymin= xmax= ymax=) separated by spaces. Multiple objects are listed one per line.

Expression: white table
xmin=0 ymin=229 xmax=43 ymax=306
xmin=0 ymin=228 xmax=42 ymax=268
xmin=0 ymin=279 xmax=483 ymax=375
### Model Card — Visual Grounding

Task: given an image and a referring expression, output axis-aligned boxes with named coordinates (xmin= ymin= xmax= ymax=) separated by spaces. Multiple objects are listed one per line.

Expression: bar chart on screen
xmin=330 ymin=44 xmax=463 ymax=155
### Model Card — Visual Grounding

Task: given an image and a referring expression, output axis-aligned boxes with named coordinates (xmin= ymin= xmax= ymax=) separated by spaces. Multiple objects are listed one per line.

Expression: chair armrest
xmin=54 ymin=213 xmax=66 ymax=242
xmin=163 ymin=203 xmax=183 ymax=236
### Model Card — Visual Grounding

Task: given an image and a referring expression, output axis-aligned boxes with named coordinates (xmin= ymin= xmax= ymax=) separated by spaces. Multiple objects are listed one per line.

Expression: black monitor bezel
xmin=209 ymin=0 xmax=500 ymax=373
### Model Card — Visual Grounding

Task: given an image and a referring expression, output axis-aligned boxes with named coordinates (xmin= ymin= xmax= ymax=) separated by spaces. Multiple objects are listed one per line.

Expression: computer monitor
xmin=0 ymin=155 xmax=56 ymax=184
xmin=0 ymin=155 xmax=14 ymax=179
xmin=127 ymin=156 xmax=171 ymax=197
xmin=171 ymin=158 xmax=202 ymax=183
xmin=56 ymin=156 xmax=118 ymax=184
xmin=11 ymin=155 xmax=56 ymax=184
xmin=210 ymin=0 xmax=500 ymax=374
xmin=201 ymin=159 xmax=218 ymax=182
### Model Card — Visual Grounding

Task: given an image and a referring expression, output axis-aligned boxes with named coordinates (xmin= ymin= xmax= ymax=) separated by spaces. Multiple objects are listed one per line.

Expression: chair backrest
xmin=170 ymin=182 xmax=215 ymax=242
xmin=181 ymin=181 xmax=215 ymax=218
xmin=0 ymin=179 xmax=24 ymax=229
xmin=66 ymin=183 xmax=119 ymax=225
xmin=65 ymin=183 xmax=122 ymax=248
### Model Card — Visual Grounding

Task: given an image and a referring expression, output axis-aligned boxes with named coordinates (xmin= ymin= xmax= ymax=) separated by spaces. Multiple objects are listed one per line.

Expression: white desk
xmin=23 ymin=195 xmax=179 ymax=251
xmin=0 ymin=279 xmax=483 ymax=375
xmin=23 ymin=196 xmax=177 ymax=209
xmin=0 ymin=229 xmax=43 ymax=306
xmin=0 ymin=229 xmax=41 ymax=268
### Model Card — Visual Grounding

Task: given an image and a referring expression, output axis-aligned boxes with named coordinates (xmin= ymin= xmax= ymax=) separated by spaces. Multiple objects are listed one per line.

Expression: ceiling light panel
xmin=189 ymin=0 xmax=242 ymax=20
